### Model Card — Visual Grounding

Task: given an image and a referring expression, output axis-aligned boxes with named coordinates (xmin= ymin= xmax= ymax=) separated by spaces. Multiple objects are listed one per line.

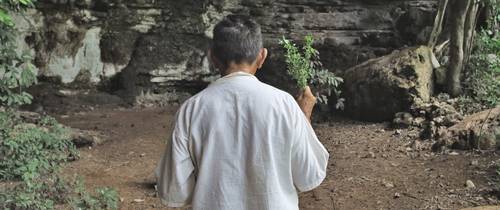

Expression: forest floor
xmin=55 ymin=106 xmax=500 ymax=210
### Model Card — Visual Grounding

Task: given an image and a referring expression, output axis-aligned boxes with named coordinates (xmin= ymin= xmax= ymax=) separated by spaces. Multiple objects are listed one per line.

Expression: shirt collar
xmin=212 ymin=71 xmax=257 ymax=84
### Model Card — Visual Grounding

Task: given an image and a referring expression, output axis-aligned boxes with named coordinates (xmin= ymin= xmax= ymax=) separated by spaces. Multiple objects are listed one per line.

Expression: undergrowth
xmin=1 ymin=1 xmax=119 ymax=209
xmin=0 ymin=112 xmax=78 ymax=180
xmin=0 ymin=111 xmax=119 ymax=210
xmin=0 ymin=0 xmax=37 ymax=107
xmin=458 ymin=3 xmax=499 ymax=114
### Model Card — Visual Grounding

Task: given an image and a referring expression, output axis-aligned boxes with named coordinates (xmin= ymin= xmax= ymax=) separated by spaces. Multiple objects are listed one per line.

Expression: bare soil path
xmin=57 ymin=107 xmax=500 ymax=210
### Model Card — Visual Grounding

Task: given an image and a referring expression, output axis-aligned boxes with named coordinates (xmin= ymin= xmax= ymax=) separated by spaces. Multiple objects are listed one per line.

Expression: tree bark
xmin=447 ymin=0 xmax=471 ymax=97
xmin=463 ymin=0 xmax=480 ymax=67
xmin=428 ymin=0 xmax=449 ymax=49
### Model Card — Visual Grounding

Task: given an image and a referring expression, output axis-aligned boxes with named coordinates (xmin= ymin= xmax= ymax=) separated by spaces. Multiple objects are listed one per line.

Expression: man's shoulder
xmin=181 ymin=79 xmax=296 ymax=108
xmin=259 ymin=82 xmax=294 ymax=99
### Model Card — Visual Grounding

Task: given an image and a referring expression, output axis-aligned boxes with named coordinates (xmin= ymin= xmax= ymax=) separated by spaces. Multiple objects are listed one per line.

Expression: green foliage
xmin=0 ymin=176 xmax=59 ymax=210
xmin=0 ymin=0 xmax=37 ymax=107
xmin=484 ymin=0 xmax=499 ymax=30
xmin=0 ymin=112 xmax=78 ymax=180
xmin=279 ymin=35 xmax=344 ymax=107
xmin=0 ymin=1 xmax=119 ymax=209
xmin=0 ymin=0 xmax=35 ymax=27
xmin=466 ymin=36 xmax=499 ymax=106
xmin=279 ymin=36 xmax=314 ymax=89
xmin=71 ymin=178 xmax=119 ymax=210
xmin=0 ymin=47 xmax=37 ymax=106
xmin=0 ymin=112 xmax=119 ymax=209
xmin=460 ymin=27 xmax=500 ymax=113
xmin=0 ymin=175 xmax=120 ymax=210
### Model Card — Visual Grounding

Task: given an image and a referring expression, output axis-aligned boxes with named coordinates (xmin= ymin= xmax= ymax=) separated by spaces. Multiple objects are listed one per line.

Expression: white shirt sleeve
xmin=290 ymin=100 xmax=329 ymax=192
xmin=155 ymin=111 xmax=196 ymax=207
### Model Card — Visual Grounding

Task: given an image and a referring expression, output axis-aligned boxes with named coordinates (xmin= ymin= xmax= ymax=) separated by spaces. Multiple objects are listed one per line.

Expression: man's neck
xmin=221 ymin=62 xmax=257 ymax=76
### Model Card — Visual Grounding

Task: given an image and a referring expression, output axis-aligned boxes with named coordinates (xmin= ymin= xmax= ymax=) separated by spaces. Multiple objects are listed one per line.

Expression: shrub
xmin=0 ymin=176 xmax=59 ymax=210
xmin=0 ymin=112 xmax=119 ymax=209
xmin=459 ymin=5 xmax=499 ymax=114
xmin=0 ymin=1 xmax=119 ymax=209
xmin=0 ymin=0 xmax=37 ymax=107
xmin=279 ymin=35 xmax=344 ymax=108
xmin=464 ymin=31 xmax=499 ymax=104
xmin=0 ymin=113 xmax=78 ymax=180
xmin=0 ymin=175 xmax=120 ymax=210
xmin=71 ymin=178 xmax=120 ymax=210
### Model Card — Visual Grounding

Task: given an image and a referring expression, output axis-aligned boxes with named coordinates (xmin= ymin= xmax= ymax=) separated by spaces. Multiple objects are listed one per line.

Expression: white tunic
xmin=155 ymin=71 xmax=329 ymax=210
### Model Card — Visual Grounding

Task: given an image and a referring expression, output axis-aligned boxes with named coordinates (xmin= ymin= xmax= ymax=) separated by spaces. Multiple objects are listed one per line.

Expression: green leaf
xmin=18 ymin=0 xmax=33 ymax=6
xmin=0 ymin=9 xmax=13 ymax=27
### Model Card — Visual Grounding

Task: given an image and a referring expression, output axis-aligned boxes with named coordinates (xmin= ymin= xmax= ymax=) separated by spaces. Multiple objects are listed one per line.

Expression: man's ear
xmin=256 ymin=48 xmax=268 ymax=69
xmin=208 ymin=49 xmax=222 ymax=70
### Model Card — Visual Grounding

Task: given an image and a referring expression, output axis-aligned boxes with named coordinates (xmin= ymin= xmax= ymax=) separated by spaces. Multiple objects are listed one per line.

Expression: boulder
xmin=343 ymin=46 xmax=434 ymax=121
xmin=434 ymin=107 xmax=500 ymax=150
xmin=70 ymin=128 xmax=107 ymax=147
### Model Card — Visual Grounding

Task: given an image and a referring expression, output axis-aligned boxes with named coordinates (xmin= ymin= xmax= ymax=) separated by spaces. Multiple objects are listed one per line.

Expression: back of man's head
xmin=212 ymin=15 xmax=263 ymax=70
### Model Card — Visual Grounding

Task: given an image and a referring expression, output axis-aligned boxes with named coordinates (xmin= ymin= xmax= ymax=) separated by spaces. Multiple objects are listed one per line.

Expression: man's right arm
xmin=295 ymin=86 xmax=316 ymax=122
xmin=155 ymin=107 xmax=196 ymax=207
xmin=290 ymin=88 xmax=329 ymax=192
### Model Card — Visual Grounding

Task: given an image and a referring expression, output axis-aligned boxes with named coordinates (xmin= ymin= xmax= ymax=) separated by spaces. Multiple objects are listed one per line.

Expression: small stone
xmin=412 ymin=117 xmax=426 ymax=127
xmin=133 ymin=199 xmax=145 ymax=203
xmin=466 ymin=180 xmax=476 ymax=189
xmin=449 ymin=151 xmax=459 ymax=156
xmin=382 ymin=180 xmax=394 ymax=188
xmin=487 ymin=53 xmax=498 ymax=61
xmin=140 ymin=153 xmax=146 ymax=157
xmin=433 ymin=116 xmax=445 ymax=125
xmin=411 ymin=140 xmax=423 ymax=150
xmin=393 ymin=112 xmax=413 ymax=127
xmin=394 ymin=192 xmax=401 ymax=198
xmin=366 ymin=152 xmax=376 ymax=158
xmin=470 ymin=160 xmax=479 ymax=166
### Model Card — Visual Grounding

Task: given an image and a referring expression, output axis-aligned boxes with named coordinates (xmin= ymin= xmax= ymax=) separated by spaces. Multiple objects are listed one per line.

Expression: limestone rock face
xmin=343 ymin=46 xmax=434 ymax=121
xmin=16 ymin=0 xmax=436 ymax=104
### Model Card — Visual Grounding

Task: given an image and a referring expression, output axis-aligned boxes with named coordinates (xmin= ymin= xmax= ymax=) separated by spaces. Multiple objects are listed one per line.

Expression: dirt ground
xmin=56 ymin=107 xmax=500 ymax=210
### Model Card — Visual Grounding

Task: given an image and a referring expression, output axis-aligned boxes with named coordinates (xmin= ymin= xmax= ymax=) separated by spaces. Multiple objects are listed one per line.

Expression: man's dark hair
xmin=212 ymin=15 xmax=263 ymax=69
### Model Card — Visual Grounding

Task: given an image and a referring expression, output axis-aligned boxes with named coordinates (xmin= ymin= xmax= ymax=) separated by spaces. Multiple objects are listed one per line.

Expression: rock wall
xmin=16 ymin=0 xmax=437 ymax=102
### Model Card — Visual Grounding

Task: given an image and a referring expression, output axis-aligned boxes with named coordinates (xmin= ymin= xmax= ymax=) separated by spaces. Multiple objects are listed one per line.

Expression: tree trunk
xmin=428 ymin=0 xmax=449 ymax=49
xmin=447 ymin=0 xmax=471 ymax=97
xmin=463 ymin=0 xmax=480 ymax=67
